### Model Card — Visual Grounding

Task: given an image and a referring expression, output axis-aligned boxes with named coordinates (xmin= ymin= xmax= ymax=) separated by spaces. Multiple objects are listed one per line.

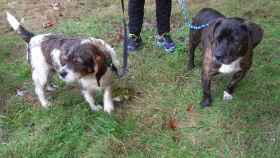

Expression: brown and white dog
xmin=187 ymin=8 xmax=263 ymax=107
xmin=6 ymin=12 xmax=119 ymax=113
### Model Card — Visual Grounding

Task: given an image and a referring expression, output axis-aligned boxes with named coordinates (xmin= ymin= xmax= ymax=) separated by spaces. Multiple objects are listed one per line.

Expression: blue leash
xmin=178 ymin=0 xmax=209 ymax=30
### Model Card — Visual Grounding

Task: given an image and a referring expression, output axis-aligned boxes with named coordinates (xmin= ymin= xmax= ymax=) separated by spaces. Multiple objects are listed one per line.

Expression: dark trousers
xmin=128 ymin=0 xmax=172 ymax=36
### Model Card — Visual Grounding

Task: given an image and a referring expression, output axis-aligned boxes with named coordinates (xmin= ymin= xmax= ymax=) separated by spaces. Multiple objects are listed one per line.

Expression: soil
xmin=0 ymin=0 xmax=98 ymax=35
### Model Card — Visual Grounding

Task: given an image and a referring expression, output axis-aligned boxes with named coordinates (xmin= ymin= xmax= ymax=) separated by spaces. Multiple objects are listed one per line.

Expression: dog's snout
xmin=215 ymin=51 xmax=223 ymax=57
xmin=60 ymin=71 xmax=67 ymax=78
xmin=214 ymin=51 xmax=224 ymax=61
xmin=215 ymin=55 xmax=222 ymax=61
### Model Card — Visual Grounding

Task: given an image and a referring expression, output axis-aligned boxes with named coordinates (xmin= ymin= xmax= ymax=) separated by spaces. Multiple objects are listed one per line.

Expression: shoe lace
xmin=129 ymin=34 xmax=139 ymax=41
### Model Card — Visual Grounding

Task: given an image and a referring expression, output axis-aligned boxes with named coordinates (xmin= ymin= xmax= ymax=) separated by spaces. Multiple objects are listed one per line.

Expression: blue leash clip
xmin=178 ymin=0 xmax=209 ymax=30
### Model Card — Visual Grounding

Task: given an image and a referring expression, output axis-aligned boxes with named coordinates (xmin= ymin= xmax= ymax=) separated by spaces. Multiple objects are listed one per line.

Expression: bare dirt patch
xmin=0 ymin=0 xmax=102 ymax=35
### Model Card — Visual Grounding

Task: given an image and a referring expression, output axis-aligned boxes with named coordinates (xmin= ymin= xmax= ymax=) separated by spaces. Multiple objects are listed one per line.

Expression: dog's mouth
xmin=213 ymin=57 xmax=222 ymax=64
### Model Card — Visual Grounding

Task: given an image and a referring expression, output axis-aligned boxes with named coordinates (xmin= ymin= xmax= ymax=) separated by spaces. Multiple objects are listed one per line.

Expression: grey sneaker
xmin=156 ymin=33 xmax=176 ymax=53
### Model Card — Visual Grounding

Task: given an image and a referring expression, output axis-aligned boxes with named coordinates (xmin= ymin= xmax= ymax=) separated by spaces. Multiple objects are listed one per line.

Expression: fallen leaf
xmin=187 ymin=104 xmax=194 ymax=112
xmin=43 ymin=20 xmax=55 ymax=28
xmin=168 ymin=118 xmax=178 ymax=130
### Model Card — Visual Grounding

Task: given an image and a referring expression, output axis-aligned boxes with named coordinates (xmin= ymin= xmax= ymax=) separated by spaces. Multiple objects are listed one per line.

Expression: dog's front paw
xmin=201 ymin=97 xmax=212 ymax=107
xmin=223 ymin=91 xmax=233 ymax=101
xmin=90 ymin=105 xmax=103 ymax=112
xmin=41 ymin=101 xmax=52 ymax=108
xmin=104 ymin=104 xmax=114 ymax=114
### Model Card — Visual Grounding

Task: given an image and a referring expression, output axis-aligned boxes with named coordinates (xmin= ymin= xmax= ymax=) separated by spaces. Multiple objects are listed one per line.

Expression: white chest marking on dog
xmin=80 ymin=76 xmax=101 ymax=91
xmin=223 ymin=91 xmax=233 ymax=101
xmin=219 ymin=57 xmax=242 ymax=74
xmin=79 ymin=70 xmax=114 ymax=113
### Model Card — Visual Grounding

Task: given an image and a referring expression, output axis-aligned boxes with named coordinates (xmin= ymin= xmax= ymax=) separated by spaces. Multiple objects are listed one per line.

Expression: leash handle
xmin=178 ymin=0 xmax=209 ymax=30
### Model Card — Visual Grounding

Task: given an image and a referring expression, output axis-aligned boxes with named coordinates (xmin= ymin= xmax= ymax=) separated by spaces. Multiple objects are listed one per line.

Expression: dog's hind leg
xmin=32 ymin=69 xmax=50 ymax=108
xmin=188 ymin=30 xmax=201 ymax=70
xmin=103 ymin=86 xmax=114 ymax=113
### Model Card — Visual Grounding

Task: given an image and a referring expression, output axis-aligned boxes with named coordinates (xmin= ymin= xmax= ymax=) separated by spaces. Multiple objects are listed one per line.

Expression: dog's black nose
xmin=214 ymin=52 xmax=224 ymax=62
xmin=60 ymin=71 xmax=67 ymax=78
xmin=215 ymin=55 xmax=222 ymax=61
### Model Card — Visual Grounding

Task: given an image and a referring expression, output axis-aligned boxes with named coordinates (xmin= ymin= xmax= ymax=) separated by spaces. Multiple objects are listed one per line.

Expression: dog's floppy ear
xmin=208 ymin=18 xmax=224 ymax=42
xmin=246 ymin=22 xmax=263 ymax=49
xmin=92 ymin=47 xmax=107 ymax=86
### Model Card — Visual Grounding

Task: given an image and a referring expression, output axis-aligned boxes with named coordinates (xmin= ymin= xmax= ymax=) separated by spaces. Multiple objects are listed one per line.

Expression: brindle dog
xmin=187 ymin=8 xmax=263 ymax=107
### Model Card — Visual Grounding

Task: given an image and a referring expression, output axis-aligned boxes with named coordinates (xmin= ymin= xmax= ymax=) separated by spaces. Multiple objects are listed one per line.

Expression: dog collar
xmin=105 ymin=58 xmax=113 ymax=67
xmin=105 ymin=58 xmax=118 ymax=73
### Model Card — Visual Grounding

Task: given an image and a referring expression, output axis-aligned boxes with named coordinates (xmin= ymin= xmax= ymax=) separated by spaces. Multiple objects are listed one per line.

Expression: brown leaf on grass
xmin=168 ymin=118 xmax=179 ymax=130
xmin=43 ymin=20 xmax=55 ymax=28
xmin=187 ymin=104 xmax=194 ymax=113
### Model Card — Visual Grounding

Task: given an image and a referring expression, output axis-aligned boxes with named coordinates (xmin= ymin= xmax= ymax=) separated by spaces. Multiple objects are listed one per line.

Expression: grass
xmin=0 ymin=0 xmax=280 ymax=157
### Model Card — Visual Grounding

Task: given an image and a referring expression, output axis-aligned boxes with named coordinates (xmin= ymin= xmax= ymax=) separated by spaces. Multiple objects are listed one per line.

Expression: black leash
xmin=114 ymin=0 xmax=129 ymax=78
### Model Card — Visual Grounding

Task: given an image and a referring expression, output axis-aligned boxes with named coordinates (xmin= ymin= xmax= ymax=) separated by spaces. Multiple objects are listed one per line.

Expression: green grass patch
xmin=0 ymin=0 xmax=280 ymax=157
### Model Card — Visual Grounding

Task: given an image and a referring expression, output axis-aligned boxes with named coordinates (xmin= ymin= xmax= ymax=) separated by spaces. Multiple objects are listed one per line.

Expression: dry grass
xmin=0 ymin=0 xmax=280 ymax=157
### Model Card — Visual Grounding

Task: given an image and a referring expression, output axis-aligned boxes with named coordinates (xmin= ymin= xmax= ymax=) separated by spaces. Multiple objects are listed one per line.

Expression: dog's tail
xmin=6 ymin=12 xmax=34 ymax=43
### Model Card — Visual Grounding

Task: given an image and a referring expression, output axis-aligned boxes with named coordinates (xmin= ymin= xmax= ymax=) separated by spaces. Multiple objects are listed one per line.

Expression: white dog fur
xmin=7 ymin=12 xmax=119 ymax=113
